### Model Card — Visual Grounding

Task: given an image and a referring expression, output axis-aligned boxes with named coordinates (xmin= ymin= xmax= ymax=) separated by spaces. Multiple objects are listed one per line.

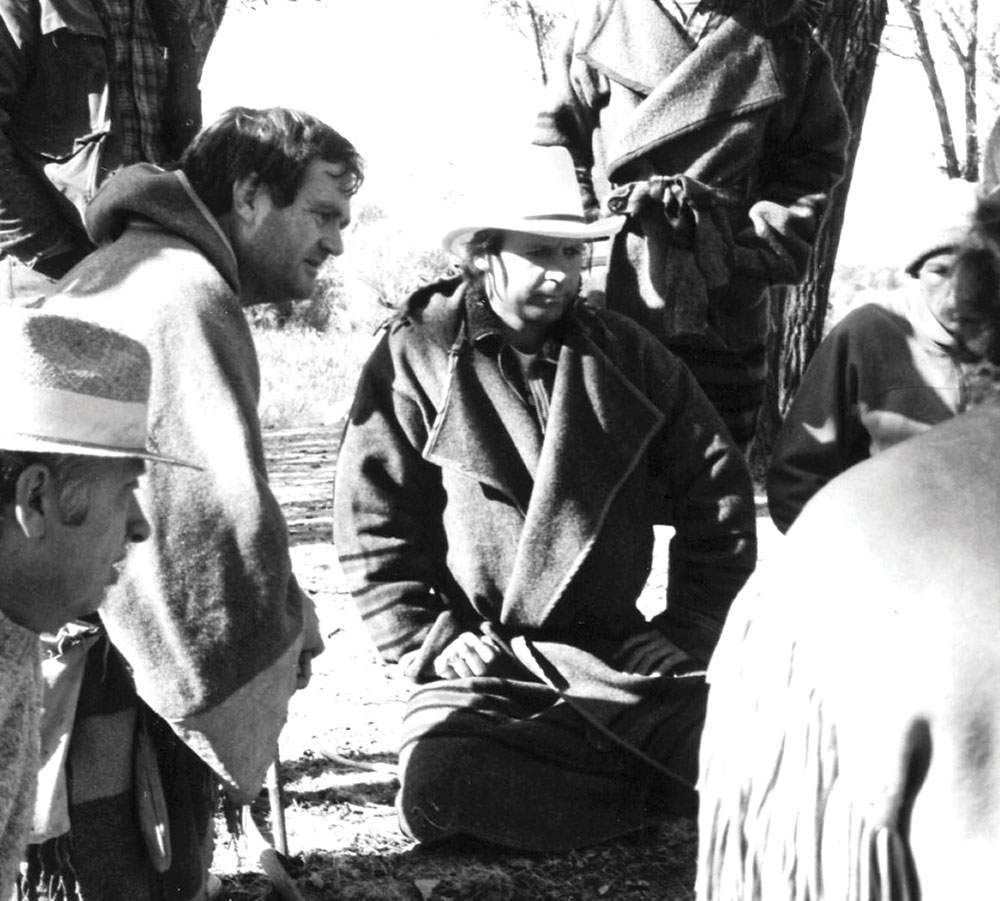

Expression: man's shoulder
xmin=44 ymin=226 xmax=241 ymax=343
xmin=76 ymin=224 xmax=233 ymax=300
xmin=827 ymin=299 xmax=912 ymax=342
xmin=385 ymin=275 xmax=465 ymax=346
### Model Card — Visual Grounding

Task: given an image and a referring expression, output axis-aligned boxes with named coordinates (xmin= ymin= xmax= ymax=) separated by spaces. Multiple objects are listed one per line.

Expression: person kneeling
xmin=333 ymin=146 xmax=757 ymax=851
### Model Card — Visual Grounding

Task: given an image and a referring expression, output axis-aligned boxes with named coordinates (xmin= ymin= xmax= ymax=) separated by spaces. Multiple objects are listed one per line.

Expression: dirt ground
xmin=210 ymin=426 xmax=776 ymax=901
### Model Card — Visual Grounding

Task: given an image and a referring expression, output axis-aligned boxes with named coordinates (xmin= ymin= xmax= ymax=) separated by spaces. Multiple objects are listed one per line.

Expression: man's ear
xmin=232 ymin=174 xmax=265 ymax=225
xmin=13 ymin=464 xmax=58 ymax=540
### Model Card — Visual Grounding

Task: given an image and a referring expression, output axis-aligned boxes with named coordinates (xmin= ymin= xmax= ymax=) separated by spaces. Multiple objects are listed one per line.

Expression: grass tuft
xmin=254 ymin=324 xmax=380 ymax=430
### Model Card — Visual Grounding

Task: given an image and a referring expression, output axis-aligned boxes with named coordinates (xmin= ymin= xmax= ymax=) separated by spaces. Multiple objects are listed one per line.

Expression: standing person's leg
xmin=667 ymin=336 xmax=766 ymax=452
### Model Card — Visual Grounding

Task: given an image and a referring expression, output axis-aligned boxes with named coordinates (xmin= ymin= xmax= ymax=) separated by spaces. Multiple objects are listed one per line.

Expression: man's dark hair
xmin=461 ymin=229 xmax=506 ymax=282
xmin=949 ymin=191 xmax=1000 ymax=408
xmin=180 ymin=107 xmax=364 ymax=217
xmin=952 ymin=192 xmax=1000 ymax=366
xmin=459 ymin=228 xmax=594 ymax=283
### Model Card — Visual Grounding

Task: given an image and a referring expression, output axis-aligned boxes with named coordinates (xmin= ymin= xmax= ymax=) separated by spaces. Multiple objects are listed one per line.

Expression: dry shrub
xmin=254 ymin=324 xmax=382 ymax=430
xmin=827 ymin=263 xmax=906 ymax=330
xmin=246 ymin=203 xmax=455 ymax=335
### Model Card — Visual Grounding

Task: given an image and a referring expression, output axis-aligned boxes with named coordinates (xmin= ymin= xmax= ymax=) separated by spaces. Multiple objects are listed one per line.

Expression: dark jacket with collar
xmin=334 ymin=276 xmax=757 ymax=691
xmin=0 ymin=0 xmax=225 ymax=274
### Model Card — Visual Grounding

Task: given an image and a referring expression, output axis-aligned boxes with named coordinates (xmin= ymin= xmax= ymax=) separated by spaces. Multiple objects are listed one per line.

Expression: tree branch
xmin=900 ymin=0 xmax=961 ymax=176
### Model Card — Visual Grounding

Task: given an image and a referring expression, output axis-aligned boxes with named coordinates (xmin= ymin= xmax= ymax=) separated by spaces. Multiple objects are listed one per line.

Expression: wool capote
xmin=27 ymin=163 xmax=320 ymax=900
xmin=335 ymin=277 xmax=757 ymax=847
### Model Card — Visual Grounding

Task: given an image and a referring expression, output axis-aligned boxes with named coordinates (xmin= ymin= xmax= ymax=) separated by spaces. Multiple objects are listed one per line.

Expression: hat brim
xmin=0 ymin=433 xmax=201 ymax=469
xmin=442 ymin=216 xmax=625 ymax=257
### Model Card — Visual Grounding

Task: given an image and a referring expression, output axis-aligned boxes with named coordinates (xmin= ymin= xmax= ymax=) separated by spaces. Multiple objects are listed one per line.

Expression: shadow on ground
xmin=218 ymin=817 xmax=697 ymax=901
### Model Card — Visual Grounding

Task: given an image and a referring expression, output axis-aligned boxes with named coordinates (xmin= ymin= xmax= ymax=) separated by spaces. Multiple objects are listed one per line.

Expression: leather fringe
xmin=18 ymin=833 xmax=80 ymax=901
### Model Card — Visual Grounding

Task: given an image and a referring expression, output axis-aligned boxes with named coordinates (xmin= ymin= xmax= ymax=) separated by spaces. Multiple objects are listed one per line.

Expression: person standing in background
xmin=0 ymin=0 xmax=227 ymax=302
xmin=533 ymin=0 xmax=850 ymax=448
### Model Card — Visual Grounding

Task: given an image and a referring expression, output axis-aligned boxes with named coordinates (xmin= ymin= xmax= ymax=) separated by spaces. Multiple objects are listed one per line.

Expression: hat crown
xmin=5 ymin=311 xmax=151 ymax=404
xmin=0 ymin=309 xmax=163 ymax=461
xmin=441 ymin=146 xmax=625 ymax=257
xmin=492 ymin=146 xmax=588 ymax=223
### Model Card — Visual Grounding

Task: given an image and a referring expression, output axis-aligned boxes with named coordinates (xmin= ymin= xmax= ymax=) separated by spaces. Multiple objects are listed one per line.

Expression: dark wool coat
xmin=334 ymin=278 xmax=756 ymax=714
xmin=533 ymin=0 xmax=850 ymax=352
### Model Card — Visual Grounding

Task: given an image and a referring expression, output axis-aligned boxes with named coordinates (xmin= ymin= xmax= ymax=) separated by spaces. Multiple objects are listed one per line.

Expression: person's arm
xmin=766 ymin=315 xmax=871 ymax=533
xmin=643 ymin=351 xmax=758 ymax=665
xmin=731 ymin=36 xmax=851 ymax=288
xmin=0 ymin=7 xmax=94 ymax=275
xmin=333 ymin=334 xmax=469 ymax=682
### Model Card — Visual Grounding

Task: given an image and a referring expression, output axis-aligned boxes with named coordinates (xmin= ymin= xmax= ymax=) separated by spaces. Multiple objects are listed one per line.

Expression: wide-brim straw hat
xmin=0 ymin=309 xmax=196 ymax=467
xmin=441 ymin=145 xmax=625 ymax=258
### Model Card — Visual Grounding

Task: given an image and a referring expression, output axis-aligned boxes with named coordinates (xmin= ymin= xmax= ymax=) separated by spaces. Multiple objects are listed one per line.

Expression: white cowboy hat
xmin=441 ymin=145 xmax=625 ymax=257
xmin=0 ymin=308 xmax=196 ymax=467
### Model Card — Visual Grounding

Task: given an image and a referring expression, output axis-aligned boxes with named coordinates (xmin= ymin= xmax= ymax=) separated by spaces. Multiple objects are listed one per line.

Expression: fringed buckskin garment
xmin=766 ymin=290 xmax=972 ymax=532
xmin=22 ymin=163 xmax=322 ymax=901
xmin=533 ymin=0 xmax=850 ymax=446
xmin=697 ymin=404 xmax=1000 ymax=901
xmin=334 ymin=278 xmax=756 ymax=850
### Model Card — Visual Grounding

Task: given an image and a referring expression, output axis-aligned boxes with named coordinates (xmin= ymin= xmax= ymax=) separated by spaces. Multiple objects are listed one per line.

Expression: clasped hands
xmin=431 ymin=626 xmax=693 ymax=681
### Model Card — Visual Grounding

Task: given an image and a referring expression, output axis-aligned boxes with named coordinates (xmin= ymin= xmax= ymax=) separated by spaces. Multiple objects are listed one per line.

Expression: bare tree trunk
xmin=526 ymin=2 xmax=550 ymax=85
xmin=753 ymin=0 xmax=889 ymax=471
xmin=962 ymin=0 xmax=979 ymax=177
xmin=902 ymin=0 xmax=962 ymax=177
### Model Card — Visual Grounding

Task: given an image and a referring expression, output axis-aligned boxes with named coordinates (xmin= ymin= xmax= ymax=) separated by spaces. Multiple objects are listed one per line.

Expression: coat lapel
xmin=582 ymin=0 xmax=695 ymax=95
xmin=590 ymin=9 xmax=785 ymax=179
xmin=424 ymin=331 xmax=540 ymax=513
xmin=501 ymin=321 xmax=665 ymax=627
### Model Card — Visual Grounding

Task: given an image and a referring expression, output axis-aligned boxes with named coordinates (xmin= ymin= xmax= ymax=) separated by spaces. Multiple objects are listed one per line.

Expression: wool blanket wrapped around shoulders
xmin=41 ymin=164 xmax=321 ymax=802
